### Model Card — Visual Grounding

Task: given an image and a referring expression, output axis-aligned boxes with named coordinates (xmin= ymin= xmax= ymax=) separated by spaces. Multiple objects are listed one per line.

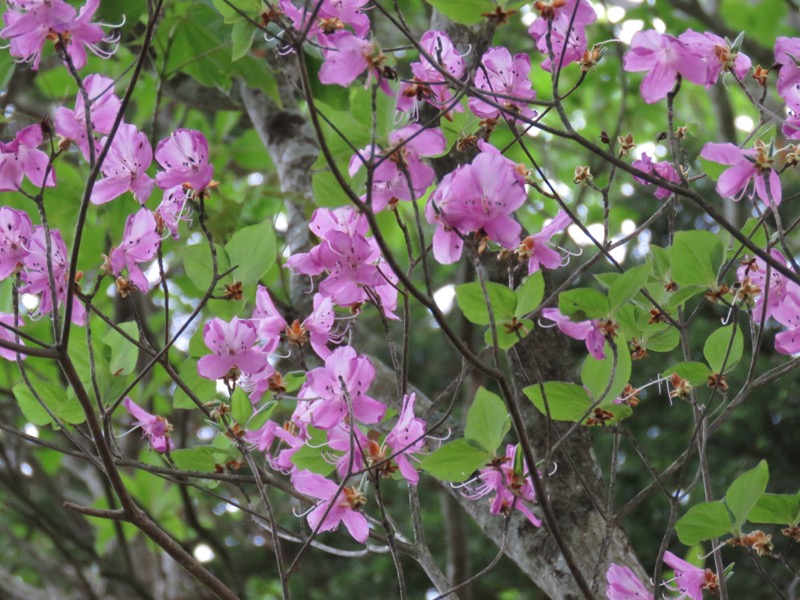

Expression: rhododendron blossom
xmin=540 ymin=308 xmax=606 ymax=359
xmin=605 ymin=564 xmax=651 ymax=599
xmin=0 ymin=206 xmax=33 ymax=280
xmin=291 ymin=470 xmax=369 ymax=542
xmin=0 ymin=124 xmax=55 ymax=191
xmin=469 ymin=46 xmax=537 ymax=121
xmin=91 ymin=123 xmax=155 ymax=205
xmin=663 ymin=551 xmax=718 ymax=600
xmin=155 ymin=129 xmax=213 ymax=192
xmin=197 ymin=317 xmax=266 ymax=381
xmin=632 ymin=152 xmax=681 ymax=200
xmin=700 ymin=140 xmax=781 ymax=207
xmin=54 ymin=73 xmax=121 ymax=158
xmin=122 ymin=397 xmax=174 ymax=453
xmin=518 ymin=210 xmax=572 ymax=274
xmin=108 ymin=208 xmax=161 ymax=292
xmin=383 ymin=393 xmax=426 ymax=484
xmin=0 ymin=313 xmax=26 ymax=361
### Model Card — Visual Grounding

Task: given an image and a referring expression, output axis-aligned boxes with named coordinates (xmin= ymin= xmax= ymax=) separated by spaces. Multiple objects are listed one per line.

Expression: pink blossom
xmin=349 ymin=124 xmax=446 ymax=212
xmin=197 ymin=317 xmax=267 ymax=381
xmin=623 ymin=30 xmax=708 ymax=103
xmin=519 ymin=209 xmax=571 ymax=274
xmin=326 ymin=423 xmax=370 ymax=478
xmin=541 ymin=307 xmax=606 ymax=359
xmin=772 ymin=295 xmax=800 ymax=355
xmin=238 ymin=362 xmax=277 ymax=404
xmin=122 ymin=397 xmax=174 ymax=453
xmin=469 ymin=47 xmax=537 ymax=121
xmin=291 ymin=469 xmax=370 ymax=542
xmin=155 ymin=186 xmax=189 ymax=239
xmin=0 ymin=124 xmax=55 ymax=191
xmin=301 ymin=294 xmax=336 ymax=359
xmin=251 ymin=285 xmax=288 ymax=353
xmin=663 ymin=551 xmax=718 ymax=600
xmin=20 ymin=226 xmax=85 ymax=325
xmin=54 ymin=74 xmax=121 ymax=159
xmin=91 ymin=123 xmax=155 ymax=205
xmin=605 ymin=564 xmax=651 ymax=599
xmin=528 ymin=13 xmax=588 ymax=72
xmin=300 ymin=345 xmax=385 ymax=430
xmin=700 ymin=141 xmax=781 ymax=207
xmin=775 ymin=37 xmax=800 ymax=113
xmin=245 ymin=419 xmax=304 ymax=472
xmin=0 ymin=313 xmax=26 ymax=361
xmin=679 ymin=30 xmax=751 ymax=85
xmin=737 ymin=250 xmax=800 ymax=323
xmin=279 ymin=0 xmax=370 ymax=40
xmin=155 ymin=129 xmax=214 ymax=192
xmin=318 ymin=31 xmax=391 ymax=94
xmin=397 ymin=30 xmax=464 ymax=114
xmin=463 ymin=444 xmax=541 ymax=526
xmin=0 ymin=207 xmax=33 ymax=280
xmin=632 ymin=152 xmax=681 ymax=200
xmin=383 ymin=393 xmax=427 ymax=484
xmin=109 ymin=208 xmax=161 ymax=292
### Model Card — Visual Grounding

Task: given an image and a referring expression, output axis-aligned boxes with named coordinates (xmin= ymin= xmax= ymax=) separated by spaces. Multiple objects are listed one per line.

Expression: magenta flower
xmin=109 ymin=208 xmax=161 ymax=292
xmin=0 ymin=207 xmax=33 ymax=280
xmin=291 ymin=469 xmax=370 ymax=542
xmin=540 ymin=307 xmax=606 ymax=359
xmin=775 ymin=37 xmax=800 ymax=113
xmin=700 ymin=141 xmax=781 ymax=207
xmin=678 ymin=30 xmax=751 ymax=85
xmin=197 ymin=317 xmax=267 ymax=381
xmin=397 ymin=30 xmax=465 ymax=114
xmin=155 ymin=186 xmax=189 ymax=239
xmin=54 ymin=73 xmax=121 ymax=159
xmin=519 ymin=209 xmax=571 ymax=274
xmin=383 ymin=393 xmax=427 ymax=484
xmin=300 ymin=345 xmax=385 ymax=430
xmin=279 ymin=0 xmax=370 ymax=40
xmin=773 ymin=295 xmax=800 ymax=355
xmin=122 ymin=397 xmax=174 ymax=453
xmin=91 ymin=123 xmax=155 ymax=205
xmin=318 ymin=31 xmax=391 ymax=94
xmin=349 ymin=123 xmax=446 ymax=212
xmin=737 ymin=250 xmax=800 ymax=322
xmin=237 ymin=362 xmax=276 ymax=404
xmin=251 ymin=285 xmax=288 ymax=353
xmin=631 ymin=152 xmax=681 ymax=200
xmin=301 ymin=294 xmax=336 ymax=359
xmin=463 ymin=444 xmax=541 ymax=527
xmin=605 ymin=564 xmax=651 ymax=599
xmin=623 ymin=30 xmax=708 ymax=103
xmin=469 ymin=47 xmax=537 ymax=121
xmin=326 ymin=423 xmax=371 ymax=479
xmin=0 ymin=124 xmax=55 ymax=191
xmin=245 ymin=419 xmax=305 ymax=472
xmin=528 ymin=13 xmax=588 ymax=72
xmin=663 ymin=551 xmax=718 ymax=600
xmin=155 ymin=129 xmax=214 ymax=192
xmin=0 ymin=313 xmax=26 ymax=361
xmin=20 ymin=226 xmax=85 ymax=326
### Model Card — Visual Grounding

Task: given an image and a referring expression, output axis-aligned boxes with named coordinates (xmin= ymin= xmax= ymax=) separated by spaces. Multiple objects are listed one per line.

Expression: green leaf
xmin=171 ymin=447 xmax=218 ymax=472
xmin=703 ymin=325 xmax=744 ymax=373
xmin=642 ymin=326 xmax=680 ymax=353
xmin=748 ymin=493 xmax=800 ymax=525
xmin=419 ymin=439 xmax=491 ymax=482
xmin=224 ymin=220 xmax=277 ymax=285
xmin=524 ymin=382 xmax=593 ymax=422
xmin=425 ymin=0 xmax=495 ymax=25
xmin=725 ymin=460 xmax=769 ymax=529
xmin=515 ymin=272 xmax=545 ymax=317
xmin=180 ymin=243 xmax=228 ymax=292
xmin=231 ymin=388 xmax=253 ymax=424
xmin=581 ymin=345 xmax=632 ymax=402
xmin=464 ymin=388 xmax=510 ymax=454
xmin=671 ymin=231 xmax=724 ymax=288
xmin=675 ymin=501 xmax=734 ymax=545
xmin=650 ymin=245 xmax=672 ymax=281
xmin=212 ymin=0 xmax=261 ymax=22
xmin=456 ymin=281 xmax=517 ymax=325
xmin=558 ymin=288 xmax=609 ymax=320
xmin=664 ymin=362 xmax=713 ymax=386
xmin=482 ymin=317 xmax=533 ymax=350
xmin=173 ymin=361 xmax=218 ymax=409
xmin=13 ymin=382 xmax=86 ymax=426
xmin=609 ymin=263 xmax=651 ymax=312
xmin=231 ymin=20 xmax=256 ymax=61
xmin=102 ymin=322 xmax=139 ymax=377
xmin=291 ymin=427 xmax=336 ymax=476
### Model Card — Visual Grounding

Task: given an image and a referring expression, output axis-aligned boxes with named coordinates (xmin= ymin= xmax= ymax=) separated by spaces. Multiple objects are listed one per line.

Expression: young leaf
xmin=558 ymin=288 xmax=609 ymax=320
xmin=171 ymin=447 xmax=218 ymax=472
xmin=581 ymin=345 xmax=632 ymax=402
xmin=675 ymin=501 xmax=734 ymax=545
xmin=725 ymin=460 xmax=769 ymax=529
xmin=420 ymin=439 xmax=491 ymax=482
xmin=524 ymin=382 xmax=593 ymax=422
xmin=225 ymin=219 xmax=277 ymax=285
xmin=670 ymin=230 xmax=724 ymax=288
xmin=703 ymin=325 xmax=744 ymax=373
xmin=231 ymin=387 xmax=253 ymax=424
xmin=102 ymin=322 xmax=139 ymax=376
xmin=464 ymin=388 xmax=510 ymax=454
xmin=515 ymin=272 xmax=545 ymax=317
xmin=748 ymin=493 xmax=800 ymax=525
xmin=456 ymin=281 xmax=517 ymax=325
xmin=608 ymin=263 xmax=651 ymax=312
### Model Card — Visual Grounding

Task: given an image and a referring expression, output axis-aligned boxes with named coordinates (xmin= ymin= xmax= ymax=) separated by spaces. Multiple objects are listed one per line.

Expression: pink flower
xmin=383 ymin=393 xmax=427 ymax=484
xmin=20 ymin=226 xmax=85 ymax=326
xmin=540 ymin=307 xmax=606 ymax=359
xmin=737 ymin=250 xmax=800 ymax=323
xmin=0 ymin=313 xmax=26 ymax=361
xmin=286 ymin=293 xmax=336 ymax=359
xmin=663 ymin=551 xmax=718 ymax=600
xmin=463 ymin=444 xmax=541 ymax=527
xmin=197 ymin=317 xmax=267 ymax=381
xmin=109 ymin=208 xmax=161 ymax=292
xmin=623 ymin=30 xmax=708 ymax=103
xmin=605 ymin=564 xmax=651 ymax=599
xmin=700 ymin=141 xmax=781 ymax=207
xmin=245 ymin=419 xmax=304 ymax=472
xmin=251 ymin=285 xmax=288 ymax=353
xmin=155 ymin=129 xmax=214 ymax=192
xmin=326 ymin=423 xmax=370 ymax=479
xmin=775 ymin=37 xmax=800 ymax=113
xmin=279 ymin=0 xmax=370 ymax=40
xmin=318 ymin=31 xmax=392 ymax=94
xmin=632 ymin=152 xmax=681 ymax=200
xmin=678 ymin=30 xmax=751 ymax=85
xmin=300 ymin=345 xmax=385 ymax=430
xmin=0 ymin=124 xmax=55 ymax=191
xmin=54 ymin=73 xmax=121 ymax=159
xmin=528 ymin=13 xmax=589 ymax=72
xmin=349 ymin=123 xmax=446 ymax=212
xmin=91 ymin=123 xmax=155 ymax=205
xmin=469 ymin=47 xmax=537 ymax=121
xmin=155 ymin=186 xmax=189 ymax=239
xmin=397 ymin=30 xmax=464 ymax=114
xmin=0 ymin=207 xmax=33 ymax=280
xmin=122 ymin=397 xmax=174 ymax=453
xmin=518 ymin=209 xmax=571 ymax=274
xmin=291 ymin=470 xmax=370 ymax=542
